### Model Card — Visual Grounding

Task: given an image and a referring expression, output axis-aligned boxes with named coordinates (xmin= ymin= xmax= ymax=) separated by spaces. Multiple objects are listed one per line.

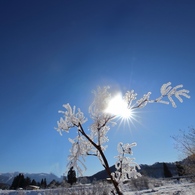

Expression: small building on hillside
xmin=26 ymin=185 xmax=40 ymax=190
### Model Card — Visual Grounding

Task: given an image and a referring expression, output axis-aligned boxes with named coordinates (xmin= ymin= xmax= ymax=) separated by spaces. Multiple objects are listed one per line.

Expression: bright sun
xmin=105 ymin=93 xmax=132 ymax=119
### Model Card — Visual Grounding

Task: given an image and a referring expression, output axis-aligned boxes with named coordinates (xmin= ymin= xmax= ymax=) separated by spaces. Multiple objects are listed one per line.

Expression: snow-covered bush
xmin=129 ymin=176 xmax=149 ymax=191
xmin=173 ymin=127 xmax=195 ymax=177
xmin=56 ymin=82 xmax=190 ymax=195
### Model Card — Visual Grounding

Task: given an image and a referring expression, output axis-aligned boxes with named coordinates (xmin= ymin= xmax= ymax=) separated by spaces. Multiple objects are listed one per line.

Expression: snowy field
xmin=125 ymin=182 xmax=195 ymax=195
xmin=1 ymin=179 xmax=195 ymax=195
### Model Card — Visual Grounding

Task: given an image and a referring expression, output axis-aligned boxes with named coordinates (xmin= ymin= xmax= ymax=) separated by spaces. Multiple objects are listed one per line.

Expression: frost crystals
xmin=55 ymin=81 xmax=190 ymax=195
xmin=113 ymin=142 xmax=141 ymax=182
xmin=128 ymin=82 xmax=190 ymax=109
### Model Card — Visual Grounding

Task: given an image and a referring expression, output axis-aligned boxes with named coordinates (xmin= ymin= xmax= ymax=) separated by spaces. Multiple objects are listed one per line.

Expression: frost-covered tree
xmin=56 ymin=82 xmax=190 ymax=195
xmin=173 ymin=127 xmax=195 ymax=158
xmin=173 ymin=127 xmax=195 ymax=175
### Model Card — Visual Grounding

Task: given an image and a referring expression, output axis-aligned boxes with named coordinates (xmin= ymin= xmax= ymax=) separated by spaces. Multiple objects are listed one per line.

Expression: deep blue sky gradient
xmin=0 ymin=0 xmax=194 ymax=177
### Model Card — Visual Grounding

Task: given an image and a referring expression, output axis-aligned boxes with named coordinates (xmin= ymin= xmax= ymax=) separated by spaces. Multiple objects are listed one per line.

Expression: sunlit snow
xmin=1 ymin=179 xmax=195 ymax=195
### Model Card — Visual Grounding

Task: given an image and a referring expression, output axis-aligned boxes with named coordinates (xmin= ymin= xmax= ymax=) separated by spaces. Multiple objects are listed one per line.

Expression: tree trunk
xmin=79 ymin=123 xmax=123 ymax=195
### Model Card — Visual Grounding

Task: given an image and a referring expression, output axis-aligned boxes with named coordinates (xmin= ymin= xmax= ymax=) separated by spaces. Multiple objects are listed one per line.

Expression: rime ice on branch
xmin=55 ymin=82 xmax=190 ymax=195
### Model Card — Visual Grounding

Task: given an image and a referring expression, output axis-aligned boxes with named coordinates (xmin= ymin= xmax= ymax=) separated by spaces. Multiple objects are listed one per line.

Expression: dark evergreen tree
xmin=176 ymin=162 xmax=185 ymax=176
xmin=25 ymin=177 xmax=31 ymax=187
xmin=163 ymin=163 xmax=172 ymax=178
xmin=10 ymin=173 xmax=26 ymax=189
xmin=20 ymin=174 xmax=26 ymax=188
xmin=41 ymin=179 xmax=44 ymax=187
xmin=40 ymin=178 xmax=47 ymax=188
xmin=31 ymin=179 xmax=37 ymax=186
xmin=10 ymin=175 xmax=18 ymax=189
xmin=44 ymin=178 xmax=47 ymax=188
xmin=67 ymin=167 xmax=77 ymax=186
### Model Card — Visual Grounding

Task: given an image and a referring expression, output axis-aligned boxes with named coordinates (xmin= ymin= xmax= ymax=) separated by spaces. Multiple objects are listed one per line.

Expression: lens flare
xmin=105 ymin=93 xmax=132 ymax=119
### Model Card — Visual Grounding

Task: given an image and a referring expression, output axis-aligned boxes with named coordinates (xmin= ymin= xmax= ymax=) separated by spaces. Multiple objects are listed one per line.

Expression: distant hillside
xmin=0 ymin=162 xmax=179 ymax=186
xmin=0 ymin=172 xmax=62 ymax=185
xmin=87 ymin=162 xmax=178 ymax=182
xmin=139 ymin=162 xmax=177 ymax=178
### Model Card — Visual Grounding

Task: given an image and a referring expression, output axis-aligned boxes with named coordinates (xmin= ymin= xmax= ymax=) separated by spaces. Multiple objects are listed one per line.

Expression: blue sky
xmin=0 ymin=0 xmax=194 ymax=177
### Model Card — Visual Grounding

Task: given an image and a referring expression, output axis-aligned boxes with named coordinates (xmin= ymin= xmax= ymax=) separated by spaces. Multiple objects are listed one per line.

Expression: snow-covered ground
xmin=125 ymin=182 xmax=195 ymax=195
xmin=1 ymin=179 xmax=195 ymax=195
